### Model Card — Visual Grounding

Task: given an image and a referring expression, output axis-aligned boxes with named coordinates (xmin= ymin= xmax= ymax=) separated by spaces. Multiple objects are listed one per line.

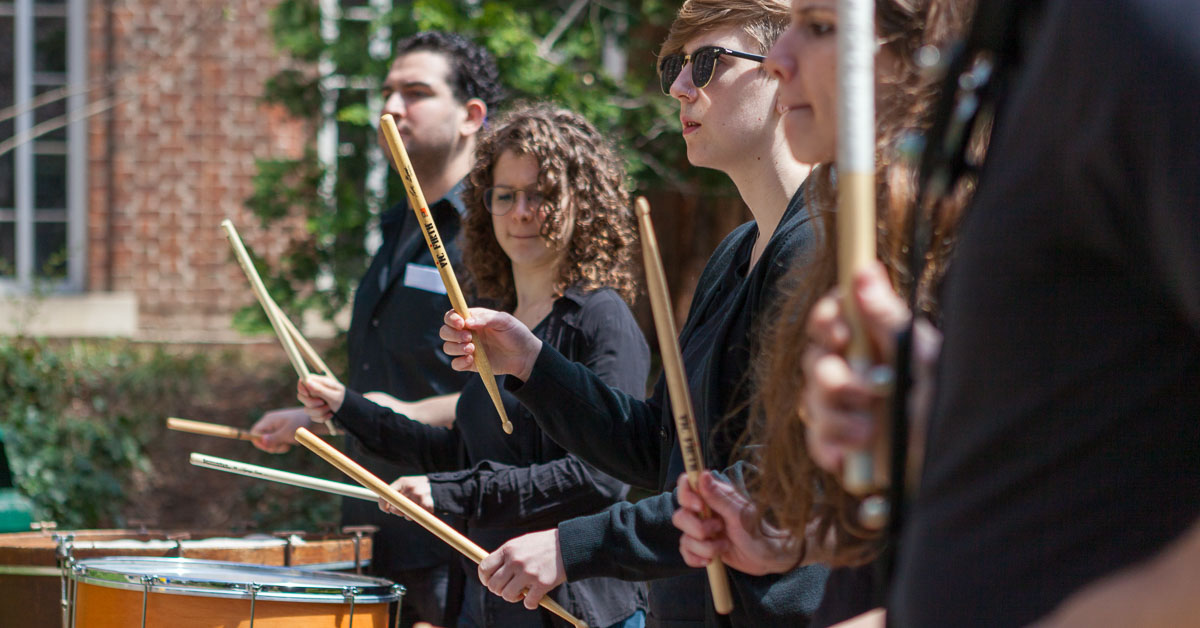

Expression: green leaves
xmin=0 ymin=339 xmax=198 ymax=527
xmin=247 ymin=0 xmax=706 ymax=331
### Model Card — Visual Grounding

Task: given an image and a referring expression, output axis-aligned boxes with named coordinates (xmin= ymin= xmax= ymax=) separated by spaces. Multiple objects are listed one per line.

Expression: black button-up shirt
xmin=342 ymin=181 xmax=472 ymax=574
xmin=334 ymin=286 xmax=651 ymax=627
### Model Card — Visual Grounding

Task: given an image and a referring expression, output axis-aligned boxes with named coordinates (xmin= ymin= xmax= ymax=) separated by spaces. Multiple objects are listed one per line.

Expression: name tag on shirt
xmin=403 ymin=263 xmax=447 ymax=295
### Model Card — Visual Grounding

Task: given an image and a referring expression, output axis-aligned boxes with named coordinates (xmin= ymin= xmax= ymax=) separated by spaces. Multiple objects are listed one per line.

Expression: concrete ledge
xmin=0 ymin=292 xmax=139 ymax=337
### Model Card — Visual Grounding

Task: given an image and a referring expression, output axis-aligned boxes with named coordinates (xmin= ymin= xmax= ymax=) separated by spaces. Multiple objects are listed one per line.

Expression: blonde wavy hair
xmin=461 ymin=103 xmax=638 ymax=311
xmin=746 ymin=0 xmax=978 ymax=567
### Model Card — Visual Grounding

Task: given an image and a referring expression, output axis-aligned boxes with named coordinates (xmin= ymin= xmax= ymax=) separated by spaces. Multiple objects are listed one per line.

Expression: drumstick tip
xmin=635 ymin=196 xmax=651 ymax=217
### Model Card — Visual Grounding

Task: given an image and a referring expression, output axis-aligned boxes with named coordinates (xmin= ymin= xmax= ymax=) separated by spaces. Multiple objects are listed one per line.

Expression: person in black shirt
xmin=437 ymin=2 xmax=829 ymax=626
xmin=298 ymin=104 xmax=651 ymax=628
xmin=668 ymin=0 xmax=970 ymax=625
xmin=249 ymin=31 xmax=504 ymax=627
xmin=795 ymin=0 xmax=1200 ymax=626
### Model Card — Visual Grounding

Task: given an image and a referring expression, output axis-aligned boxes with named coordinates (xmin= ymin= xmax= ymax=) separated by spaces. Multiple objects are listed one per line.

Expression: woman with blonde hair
xmin=670 ymin=0 xmax=973 ymax=624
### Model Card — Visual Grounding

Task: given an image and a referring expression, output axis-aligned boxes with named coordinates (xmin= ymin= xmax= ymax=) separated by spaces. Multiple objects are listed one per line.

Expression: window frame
xmin=0 ymin=0 xmax=88 ymax=294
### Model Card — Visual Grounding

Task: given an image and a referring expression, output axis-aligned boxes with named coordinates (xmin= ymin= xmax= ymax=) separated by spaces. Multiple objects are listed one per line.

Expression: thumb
xmin=698 ymin=472 xmax=752 ymax=526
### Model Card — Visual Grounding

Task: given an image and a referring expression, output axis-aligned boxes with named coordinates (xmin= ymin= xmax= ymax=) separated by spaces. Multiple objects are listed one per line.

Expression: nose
xmin=669 ymin=62 xmax=697 ymax=102
xmin=382 ymin=91 xmax=406 ymax=118
xmin=511 ymin=192 xmax=536 ymax=222
xmin=764 ymin=27 xmax=796 ymax=83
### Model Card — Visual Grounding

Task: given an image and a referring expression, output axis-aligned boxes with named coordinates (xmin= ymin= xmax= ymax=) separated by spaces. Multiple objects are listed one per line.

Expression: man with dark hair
xmin=251 ymin=30 xmax=504 ymax=627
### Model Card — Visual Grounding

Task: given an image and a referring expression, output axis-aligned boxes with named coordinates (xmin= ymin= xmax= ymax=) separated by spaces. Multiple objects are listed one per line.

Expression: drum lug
xmin=344 ymin=586 xmax=359 ymax=628
xmin=166 ymin=532 xmax=191 ymax=558
xmin=391 ymin=585 xmax=405 ymax=628
xmin=272 ymin=530 xmax=306 ymax=567
xmin=248 ymin=582 xmax=262 ymax=628
xmin=55 ymin=534 xmax=76 ymax=628
xmin=69 ymin=564 xmax=83 ymax=628
xmin=341 ymin=525 xmax=378 ymax=575
xmin=140 ymin=574 xmax=155 ymax=628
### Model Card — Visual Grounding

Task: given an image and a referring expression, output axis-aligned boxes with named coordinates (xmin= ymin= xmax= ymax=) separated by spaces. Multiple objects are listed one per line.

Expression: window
xmin=0 ymin=0 xmax=87 ymax=292
xmin=317 ymin=0 xmax=391 ymax=263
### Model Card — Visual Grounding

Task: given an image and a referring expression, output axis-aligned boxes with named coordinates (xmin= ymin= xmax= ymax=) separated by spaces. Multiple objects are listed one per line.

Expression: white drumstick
xmin=189 ymin=453 xmax=377 ymax=502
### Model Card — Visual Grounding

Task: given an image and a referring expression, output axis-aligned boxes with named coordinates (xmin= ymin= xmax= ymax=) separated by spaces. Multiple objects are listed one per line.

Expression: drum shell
xmin=71 ymin=557 xmax=398 ymax=628
xmin=0 ymin=529 xmax=373 ymax=627
xmin=72 ymin=581 xmax=392 ymax=628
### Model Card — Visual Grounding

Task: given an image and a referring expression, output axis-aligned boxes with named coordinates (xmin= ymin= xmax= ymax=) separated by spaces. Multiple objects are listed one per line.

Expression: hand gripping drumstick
xmin=379 ymin=114 xmax=513 ymax=435
xmin=220 ymin=219 xmax=337 ymax=381
xmin=635 ymin=197 xmax=734 ymax=615
xmin=837 ymin=0 xmax=889 ymax=529
xmin=167 ymin=417 xmax=256 ymax=442
xmin=293 ymin=428 xmax=587 ymax=627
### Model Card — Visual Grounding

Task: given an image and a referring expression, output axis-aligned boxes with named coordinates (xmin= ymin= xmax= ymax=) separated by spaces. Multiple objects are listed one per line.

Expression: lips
xmin=681 ymin=117 xmax=701 ymax=136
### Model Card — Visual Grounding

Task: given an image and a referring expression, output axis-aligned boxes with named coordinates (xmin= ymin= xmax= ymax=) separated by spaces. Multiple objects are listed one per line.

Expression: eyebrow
xmin=796 ymin=6 xmax=837 ymax=17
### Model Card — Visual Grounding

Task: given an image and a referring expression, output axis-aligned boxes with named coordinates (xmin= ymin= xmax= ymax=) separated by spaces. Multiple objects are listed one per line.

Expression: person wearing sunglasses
xmin=296 ymin=103 xmax=651 ymax=628
xmin=437 ymin=1 xmax=831 ymax=626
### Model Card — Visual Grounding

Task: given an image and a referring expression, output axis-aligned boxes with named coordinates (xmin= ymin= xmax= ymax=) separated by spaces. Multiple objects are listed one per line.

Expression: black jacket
xmin=508 ymin=186 xmax=829 ymax=627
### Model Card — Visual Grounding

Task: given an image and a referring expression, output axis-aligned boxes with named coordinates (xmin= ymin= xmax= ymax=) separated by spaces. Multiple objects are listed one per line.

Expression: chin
xmin=685 ymin=143 xmax=720 ymax=171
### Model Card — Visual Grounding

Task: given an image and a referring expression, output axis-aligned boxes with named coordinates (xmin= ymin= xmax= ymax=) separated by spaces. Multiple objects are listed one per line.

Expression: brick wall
xmin=87 ymin=0 xmax=309 ymax=341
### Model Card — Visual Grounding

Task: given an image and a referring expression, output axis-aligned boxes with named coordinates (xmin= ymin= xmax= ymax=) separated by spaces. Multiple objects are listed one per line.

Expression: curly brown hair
xmin=745 ymin=0 xmax=978 ymax=567
xmin=461 ymin=103 xmax=639 ymax=311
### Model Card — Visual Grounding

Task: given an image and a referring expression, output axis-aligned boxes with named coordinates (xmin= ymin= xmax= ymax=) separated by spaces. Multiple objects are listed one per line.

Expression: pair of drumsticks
xmin=175 ymin=115 xmax=738 ymax=620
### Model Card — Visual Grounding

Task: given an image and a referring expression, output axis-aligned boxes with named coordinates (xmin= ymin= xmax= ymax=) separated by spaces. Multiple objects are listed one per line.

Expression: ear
xmin=460 ymin=98 xmax=488 ymax=138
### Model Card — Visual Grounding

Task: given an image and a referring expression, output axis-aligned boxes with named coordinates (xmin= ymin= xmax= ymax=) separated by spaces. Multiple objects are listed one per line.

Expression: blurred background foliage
xmin=237 ymin=0 xmax=748 ymax=334
xmin=0 ymin=335 xmax=346 ymax=531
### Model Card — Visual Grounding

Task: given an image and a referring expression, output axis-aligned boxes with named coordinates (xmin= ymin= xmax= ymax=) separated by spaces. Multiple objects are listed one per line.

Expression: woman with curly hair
xmin=297 ymin=103 xmax=650 ymax=628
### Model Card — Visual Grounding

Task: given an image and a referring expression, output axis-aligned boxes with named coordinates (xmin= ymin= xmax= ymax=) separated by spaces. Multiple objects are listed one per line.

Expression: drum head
xmin=74 ymin=557 xmax=399 ymax=603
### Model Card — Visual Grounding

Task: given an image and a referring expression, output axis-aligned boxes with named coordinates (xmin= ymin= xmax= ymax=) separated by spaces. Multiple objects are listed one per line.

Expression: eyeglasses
xmin=658 ymin=46 xmax=766 ymax=95
xmin=483 ymin=186 xmax=547 ymax=216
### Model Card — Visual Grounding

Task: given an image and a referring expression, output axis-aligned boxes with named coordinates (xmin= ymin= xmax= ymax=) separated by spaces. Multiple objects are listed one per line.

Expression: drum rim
xmin=73 ymin=556 xmax=400 ymax=603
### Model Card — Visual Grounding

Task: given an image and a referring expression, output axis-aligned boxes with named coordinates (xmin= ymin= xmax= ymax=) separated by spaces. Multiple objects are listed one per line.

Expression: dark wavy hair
xmin=461 ymin=103 xmax=639 ymax=312
xmin=746 ymin=0 xmax=978 ymax=567
xmin=395 ymin=31 xmax=505 ymax=113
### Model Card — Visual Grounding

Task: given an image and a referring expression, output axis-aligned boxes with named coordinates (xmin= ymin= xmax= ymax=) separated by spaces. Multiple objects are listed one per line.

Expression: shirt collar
xmin=382 ymin=177 xmax=470 ymax=225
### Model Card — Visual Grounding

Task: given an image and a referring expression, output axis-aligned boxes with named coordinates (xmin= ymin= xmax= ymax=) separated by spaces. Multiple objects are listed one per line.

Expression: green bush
xmin=0 ymin=337 xmax=342 ymax=532
xmin=0 ymin=338 xmax=179 ymax=527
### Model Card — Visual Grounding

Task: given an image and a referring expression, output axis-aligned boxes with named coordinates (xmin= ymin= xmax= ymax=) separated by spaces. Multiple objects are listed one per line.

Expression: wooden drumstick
xmin=378 ymin=114 xmax=513 ymax=435
xmin=293 ymin=428 xmax=587 ymax=627
xmin=167 ymin=417 xmax=256 ymax=442
xmin=220 ymin=219 xmax=311 ymax=380
xmin=270 ymin=298 xmax=336 ymax=380
xmin=635 ymin=197 xmax=734 ymax=615
xmin=837 ymin=0 xmax=889 ymax=528
xmin=190 ymin=453 xmax=379 ymax=502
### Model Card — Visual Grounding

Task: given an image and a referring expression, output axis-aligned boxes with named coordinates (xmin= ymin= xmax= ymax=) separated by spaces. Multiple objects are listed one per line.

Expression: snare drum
xmin=0 ymin=528 xmax=375 ymax=627
xmin=70 ymin=557 xmax=403 ymax=628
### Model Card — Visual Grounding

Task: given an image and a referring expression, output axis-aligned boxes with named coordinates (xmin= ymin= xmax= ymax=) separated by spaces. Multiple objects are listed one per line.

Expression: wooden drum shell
xmin=72 ymin=581 xmax=391 ymax=628
xmin=70 ymin=557 xmax=400 ymax=628
xmin=0 ymin=529 xmax=374 ymax=627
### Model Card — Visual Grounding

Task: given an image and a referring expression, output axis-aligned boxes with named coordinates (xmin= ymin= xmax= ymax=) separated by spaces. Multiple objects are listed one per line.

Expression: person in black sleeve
xmin=795 ymin=0 xmax=1200 ymax=626
xmin=437 ymin=2 xmax=830 ymax=626
xmin=297 ymin=104 xmax=651 ymax=628
xmin=249 ymin=31 xmax=504 ymax=628
xmin=668 ymin=0 xmax=971 ymax=625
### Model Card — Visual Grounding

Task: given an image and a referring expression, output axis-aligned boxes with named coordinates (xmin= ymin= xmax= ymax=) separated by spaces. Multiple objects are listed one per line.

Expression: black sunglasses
xmin=658 ymin=46 xmax=766 ymax=95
